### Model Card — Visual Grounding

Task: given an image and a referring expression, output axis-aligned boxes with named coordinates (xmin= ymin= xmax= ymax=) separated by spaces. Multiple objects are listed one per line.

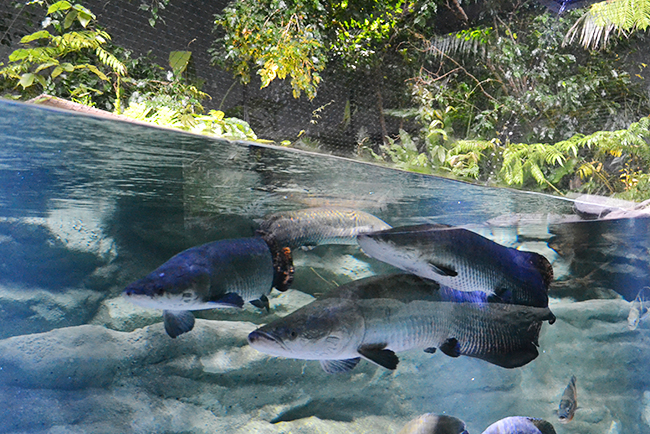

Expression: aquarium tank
xmin=1 ymin=1 xmax=649 ymax=433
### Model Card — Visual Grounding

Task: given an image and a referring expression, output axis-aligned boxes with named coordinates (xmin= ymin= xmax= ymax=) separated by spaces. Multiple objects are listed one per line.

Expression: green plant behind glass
xmin=0 ymin=1 xmax=126 ymax=110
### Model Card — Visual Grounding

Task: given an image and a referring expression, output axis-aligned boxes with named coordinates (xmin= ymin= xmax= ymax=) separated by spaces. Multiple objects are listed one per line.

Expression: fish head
xmin=248 ymin=298 xmax=364 ymax=360
xmin=122 ymin=262 xmax=211 ymax=310
xmin=558 ymin=399 xmax=576 ymax=423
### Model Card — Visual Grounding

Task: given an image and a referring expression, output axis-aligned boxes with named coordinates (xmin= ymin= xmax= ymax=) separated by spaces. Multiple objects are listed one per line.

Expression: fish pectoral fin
xmin=439 ymin=338 xmax=461 ymax=358
xmin=357 ymin=343 xmax=399 ymax=370
xmin=427 ymin=261 xmax=458 ymax=277
xmin=423 ymin=347 xmax=437 ymax=354
xmin=250 ymin=294 xmax=270 ymax=312
xmin=209 ymin=292 xmax=245 ymax=308
xmin=163 ymin=310 xmax=195 ymax=338
xmin=320 ymin=358 xmax=361 ymax=374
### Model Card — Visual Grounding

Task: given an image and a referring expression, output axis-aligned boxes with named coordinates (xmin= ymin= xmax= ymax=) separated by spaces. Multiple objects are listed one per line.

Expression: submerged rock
xmin=0 ymin=285 xmax=103 ymax=339
xmin=570 ymin=194 xmax=650 ymax=220
xmin=0 ymin=297 xmax=648 ymax=433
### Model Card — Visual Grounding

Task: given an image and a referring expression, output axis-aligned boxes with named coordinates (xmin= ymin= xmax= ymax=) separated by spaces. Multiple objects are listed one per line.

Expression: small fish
xmin=357 ymin=224 xmax=554 ymax=308
xmin=558 ymin=375 xmax=578 ymax=423
xmin=258 ymin=207 xmax=391 ymax=249
xmin=248 ymin=274 xmax=555 ymax=372
xmin=481 ymin=416 xmax=556 ymax=434
xmin=628 ymin=288 xmax=650 ymax=330
xmin=398 ymin=414 xmax=469 ymax=434
xmin=123 ymin=236 xmax=292 ymax=338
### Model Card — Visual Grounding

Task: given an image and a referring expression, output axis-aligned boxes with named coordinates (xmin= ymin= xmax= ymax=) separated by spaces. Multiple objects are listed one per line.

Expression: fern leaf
xmin=529 ymin=162 xmax=547 ymax=185
xmin=95 ymin=47 xmax=126 ymax=75
xmin=565 ymin=0 xmax=650 ymax=50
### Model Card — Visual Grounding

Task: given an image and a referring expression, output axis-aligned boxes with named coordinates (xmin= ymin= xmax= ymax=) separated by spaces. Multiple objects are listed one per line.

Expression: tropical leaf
xmin=169 ymin=51 xmax=192 ymax=76
xmin=95 ymin=47 xmax=126 ymax=75
xmin=47 ymin=1 xmax=72 ymax=14
xmin=18 ymin=73 xmax=35 ymax=88
xmin=565 ymin=0 xmax=650 ymax=49
xmin=20 ymin=30 xmax=52 ymax=43
xmin=427 ymin=27 xmax=491 ymax=61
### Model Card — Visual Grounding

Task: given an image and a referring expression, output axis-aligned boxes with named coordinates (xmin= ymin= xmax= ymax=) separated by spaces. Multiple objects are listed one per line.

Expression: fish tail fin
xmin=569 ymin=375 xmax=577 ymax=387
xmin=260 ymin=233 xmax=294 ymax=292
xmin=530 ymin=252 xmax=555 ymax=288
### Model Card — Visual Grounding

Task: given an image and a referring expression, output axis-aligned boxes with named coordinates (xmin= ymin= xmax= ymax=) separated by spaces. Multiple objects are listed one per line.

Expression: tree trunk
xmin=446 ymin=0 xmax=469 ymax=27
xmin=242 ymin=83 xmax=249 ymax=123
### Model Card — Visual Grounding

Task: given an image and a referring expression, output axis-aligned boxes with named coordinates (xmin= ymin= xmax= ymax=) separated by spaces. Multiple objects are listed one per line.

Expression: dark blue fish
xmin=357 ymin=224 xmax=554 ymax=308
xmin=398 ymin=413 xmax=469 ymax=434
xmin=123 ymin=237 xmax=293 ymax=338
xmin=481 ymin=416 xmax=556 ymax=434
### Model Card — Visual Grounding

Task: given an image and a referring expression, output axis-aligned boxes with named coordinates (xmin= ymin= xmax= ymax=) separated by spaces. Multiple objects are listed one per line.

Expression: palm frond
xmin=426 ymin=27 xmax=491 ymax=61
xmin=565 ymin=0 xmax=650 ymax=49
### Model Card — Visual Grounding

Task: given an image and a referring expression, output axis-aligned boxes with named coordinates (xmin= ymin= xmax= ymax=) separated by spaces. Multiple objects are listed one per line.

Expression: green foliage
xmin=0 ymin=1 xmax=126 ymax=109
xmin=212 ymin=0 xmax=326 ymax=99
xmin=211 ymin=0 xmax=437 ymax=101
xmin=376 ymin=129 xmax=435 ymax=174
xmin=121 ymin=102 xmax=259 ymax=141
xmin=566 ymin=0 xmax=650 ymax=49
xmin=326 ymin=1 xmax=434 ymax=71
xmin=371 ymin=115 xmax=650 ymax=200
xmin=138 ymin=0 xmax=171 ymax=27
xmin=417 ymin=10 xmax=650 ymax=144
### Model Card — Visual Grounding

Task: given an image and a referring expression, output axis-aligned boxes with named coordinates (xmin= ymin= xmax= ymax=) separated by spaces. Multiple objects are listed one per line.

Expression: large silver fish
xmin=357 ymin=224 xmax=553 ymax=308
xmin=258 ymin=207 xmax=391 ymax=248
xmin=398 ymin=414 xmax=469 ymax=434
xmin=481 ymin=416 xmax=556 ymax=434
xmin=123 ymin=236 xmax=292 ymax=338
xmin=558 ymin=375 xmax=577 ymax=423
xmin=248 ymin=274 xmax=555 ymax=372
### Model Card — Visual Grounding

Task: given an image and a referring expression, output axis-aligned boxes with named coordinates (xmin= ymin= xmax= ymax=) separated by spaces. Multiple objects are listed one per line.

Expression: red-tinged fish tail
xmin=531 ymin=252 xmax=555 ymax=288
xmin=260 ymin=233 xmax=295 ymax=292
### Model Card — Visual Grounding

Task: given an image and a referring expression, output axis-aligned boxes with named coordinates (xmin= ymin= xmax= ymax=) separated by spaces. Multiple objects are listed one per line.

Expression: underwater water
xmin=0 ymin=99 xmax=649 ymax=434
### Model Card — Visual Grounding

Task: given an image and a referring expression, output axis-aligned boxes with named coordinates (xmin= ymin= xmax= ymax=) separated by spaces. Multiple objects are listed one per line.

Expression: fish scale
xmin=259 ymin=207 xmax=391 ymax=248
xmin=249 ymin=274 xmax=555 ymax=371
xmin=357 ymin=224 xmax=553 ymax=308
xmin=358 ymin=298 xmax=551 ymax=367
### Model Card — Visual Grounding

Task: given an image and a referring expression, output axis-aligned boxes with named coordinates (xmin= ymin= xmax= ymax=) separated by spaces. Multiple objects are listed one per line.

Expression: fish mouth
xmin=248 ymin=330 xmax=287 ymax=350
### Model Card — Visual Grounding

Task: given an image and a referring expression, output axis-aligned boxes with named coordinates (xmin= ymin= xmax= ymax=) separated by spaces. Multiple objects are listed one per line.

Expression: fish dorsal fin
xmin=320 ymin=358 xmax=361 ymax=374
xmin=427 ymin=261 xmax=458 ymax=277
xmin=357 ymin=343 xmax=399 ymax=370
xmin=250 ymin=294 xmax=270 ymax=312
xmin=209 ymin=292 xmax=245 ymax=308
xmin=423 ymin=347 xmax=437 ymax=354
xmin=163 ymin=310 xmax=196 ymax=338
xmin=439 ymin=338 xmax=461 ymax=358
